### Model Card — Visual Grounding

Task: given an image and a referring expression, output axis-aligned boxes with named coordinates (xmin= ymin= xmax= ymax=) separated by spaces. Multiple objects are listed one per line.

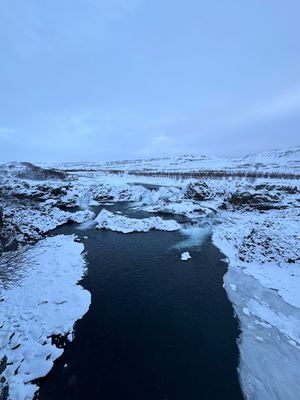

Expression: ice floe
xmin=180 ymin=252 xmax=191 ymax=261
xmin=95 ymin=209 xmax=181 ymax=233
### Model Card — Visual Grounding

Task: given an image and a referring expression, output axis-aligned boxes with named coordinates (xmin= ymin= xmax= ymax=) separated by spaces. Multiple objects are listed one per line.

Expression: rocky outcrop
xmin=0 ymin=176 xmax=91 ymax=248
xmin=15 ymin=163 xmax=67 ymax=181
xmin=220 ymin=191 xmax=286 ymax=211
xmin=254 ymin=184 xmax=299 ymax=195
xmin=184 ymin=182 xmax=212 ymax=201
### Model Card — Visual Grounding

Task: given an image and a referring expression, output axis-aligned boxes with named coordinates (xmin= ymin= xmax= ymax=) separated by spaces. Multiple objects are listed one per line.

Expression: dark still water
xmin=38 ymin=217 xmax=243 ymax=400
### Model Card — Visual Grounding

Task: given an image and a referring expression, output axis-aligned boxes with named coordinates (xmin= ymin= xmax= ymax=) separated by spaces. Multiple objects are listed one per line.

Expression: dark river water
xmin=38 ymin=204 xmax=243 ymax=400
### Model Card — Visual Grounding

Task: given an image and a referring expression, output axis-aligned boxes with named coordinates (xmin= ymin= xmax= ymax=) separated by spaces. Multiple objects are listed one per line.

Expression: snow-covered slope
xmin=38 ymin=145 xmax=300 ymax=175
xmin=242 ymin=145 xmax=300 ymax=164
xmin=234 ymin=145 xmax=300 ymax=173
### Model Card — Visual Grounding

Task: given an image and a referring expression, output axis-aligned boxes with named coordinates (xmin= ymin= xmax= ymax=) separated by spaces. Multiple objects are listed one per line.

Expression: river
xmin=38 ymin=203 xmax=243 ymax=399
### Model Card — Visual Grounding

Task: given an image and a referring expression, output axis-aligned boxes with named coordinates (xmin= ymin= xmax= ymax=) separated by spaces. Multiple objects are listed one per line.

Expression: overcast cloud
xmin=0 ymin=0 xmax=299 ymax=162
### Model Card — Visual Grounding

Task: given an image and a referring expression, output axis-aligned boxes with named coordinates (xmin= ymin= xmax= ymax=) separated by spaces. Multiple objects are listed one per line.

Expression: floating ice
xmin=180 ymin=251 xmax=191 ymax=261
xmin=95 ymin=209 xmax=181 ymax=233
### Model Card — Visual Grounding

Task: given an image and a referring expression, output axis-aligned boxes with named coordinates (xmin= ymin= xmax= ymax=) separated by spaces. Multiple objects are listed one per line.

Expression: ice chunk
xmin=180 ymin=251 xmax=191 ymax=261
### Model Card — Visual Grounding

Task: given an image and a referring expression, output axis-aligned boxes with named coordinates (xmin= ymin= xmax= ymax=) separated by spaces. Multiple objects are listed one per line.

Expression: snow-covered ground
xmin=0 ymin=146 xmax=299 ymax=399
xmin=210 ymin=196 xmax=300 ymax=399
xmin=0 ymin=235 xmax=91 ymax=399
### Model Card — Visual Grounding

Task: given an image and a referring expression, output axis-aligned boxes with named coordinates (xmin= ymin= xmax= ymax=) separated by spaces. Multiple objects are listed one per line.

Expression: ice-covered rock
xmin=69 ymin=209 xmax=95 ymax=224
xmin=92 ymin=183 xmax=148 ymax=203
xmin=184 ymin=181 xmax=213 ymax=201
xmin=95 ymin=209 xmax=181 ymax=233
xmin=143 ymin=200 xmax=213 ymax=218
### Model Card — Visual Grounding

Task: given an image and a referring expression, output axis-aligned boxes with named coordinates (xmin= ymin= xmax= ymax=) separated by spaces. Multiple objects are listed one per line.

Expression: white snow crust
xmin=0 ymin=235 xmax=91 ymax=399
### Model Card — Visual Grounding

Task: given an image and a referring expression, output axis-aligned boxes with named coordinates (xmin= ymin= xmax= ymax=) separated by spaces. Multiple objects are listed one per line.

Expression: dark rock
xmin=50 ymin=187 xmax=67 ymax=196
xmin=221 ymin=191 xmax=286 ymax=211
xmin=287 ymin=258 xmax=295 ymax=264
xmin=255 ymin=184 xmax=299 ymax=195
xmin=94 ymin=195 xmax=114 ymax=202
xmin=0 ymin=384 xmax=9 ymax=400
xmin=184 ymin=182 xmax=212 ymax=201
xmin=0 ymin=356 xmax=7 ymax=375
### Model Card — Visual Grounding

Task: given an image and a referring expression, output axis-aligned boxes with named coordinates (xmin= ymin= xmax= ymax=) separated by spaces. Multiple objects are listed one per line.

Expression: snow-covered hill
xmin=0 ymin=162 xmax=66 ymax=181
xmin=38 ymin=145 xmax=300 ymax=175
xmin=235 ymin=145 xmax=300 ymax=173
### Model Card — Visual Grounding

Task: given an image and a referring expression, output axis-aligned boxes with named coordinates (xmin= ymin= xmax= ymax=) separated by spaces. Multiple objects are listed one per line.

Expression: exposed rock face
xmin=220 ymin=191 xmax=285 ymax=211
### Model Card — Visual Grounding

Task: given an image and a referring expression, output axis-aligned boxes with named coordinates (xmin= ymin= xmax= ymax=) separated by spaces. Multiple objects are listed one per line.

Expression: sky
xmin=0 ymin=0 xmax=300 ymax=162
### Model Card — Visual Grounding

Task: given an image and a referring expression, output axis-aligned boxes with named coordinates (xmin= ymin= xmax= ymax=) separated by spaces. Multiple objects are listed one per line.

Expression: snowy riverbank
xmin=0 ymin=235 xmax=91 ymax=399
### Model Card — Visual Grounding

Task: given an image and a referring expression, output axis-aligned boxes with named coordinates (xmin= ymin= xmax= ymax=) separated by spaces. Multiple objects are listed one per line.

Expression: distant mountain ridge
xmin=9 ymin=145 xmax=300 ymax=175
xmin=241 ymin=145 xmax=300 ymax=162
